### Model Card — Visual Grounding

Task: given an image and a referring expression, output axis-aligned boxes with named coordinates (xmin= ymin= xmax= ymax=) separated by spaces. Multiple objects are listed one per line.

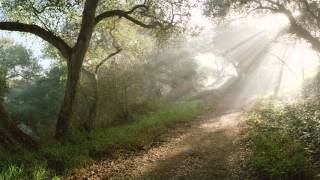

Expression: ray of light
xmin=193 ymin=12 xmax=319 ymax=110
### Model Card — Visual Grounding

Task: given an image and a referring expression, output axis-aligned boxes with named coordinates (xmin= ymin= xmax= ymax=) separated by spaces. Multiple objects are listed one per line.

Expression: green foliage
xmin=0 ymin=38 xmax=40 ymax=100
xmin=0 ymin=163 xmax=53 ymax=180
xmin=81 ymin=46 xmax=203 ymax=126
xmin=86 ymin=102 xmax=201 ymax=150
xmin=39 ymin=143 xmax=89 ymax=174
xmin=5 ymin=66 xmax=65 ymax=137
xmin=245 ymin=101 xmax=320 ymax=179
xmin=1 ymin=0 xmax=193 ymax=45
xmin=97 ymin=61 xmax=160 ymax=124
xmin=141 ymin=48 xmax=204 ymax=101
xmin=0 ymin=38 xmax=39 ymax=76
xmin=31 ymin=165 xmax=49 ymax=180
xmin=0 ymin=101 xmax=203 ymax=178
xmin=0 ymin=165 xmax=23 ymax=180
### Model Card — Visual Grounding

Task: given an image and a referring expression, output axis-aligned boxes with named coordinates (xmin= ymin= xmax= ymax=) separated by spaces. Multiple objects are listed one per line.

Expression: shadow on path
xmin=68 ymin=112 xmax=246 ymax=180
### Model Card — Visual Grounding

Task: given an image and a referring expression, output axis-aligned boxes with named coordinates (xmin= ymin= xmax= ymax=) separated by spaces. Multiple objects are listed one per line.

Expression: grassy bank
xmin=0 ymin=101 xmax=204 ymax=179
xmin=244 ymin=101 xmax=320 ymax=179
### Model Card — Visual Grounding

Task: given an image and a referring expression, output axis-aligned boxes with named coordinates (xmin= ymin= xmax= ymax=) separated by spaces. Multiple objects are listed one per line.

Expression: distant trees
xmin=79 ymin=17 xmax=157 ymax=129
xmin=79 ymin=21 xmax=200 ymax=128
xmin=81 ymin=34 xmax=121 ymax=130
xmin=0 ymin=38 xmax=40 ymax=150
xmin=6 ymin=67 xmax=65 ymax=137
xmin=144 ymin=49 xmax=201 ymax=100
xmin=0 ymin=38 xmax=40 ymax=99
xmin=0 ymin=0 xmax=192 ymax=140
xmin=91 ymin=46 xmax=204 ymax=126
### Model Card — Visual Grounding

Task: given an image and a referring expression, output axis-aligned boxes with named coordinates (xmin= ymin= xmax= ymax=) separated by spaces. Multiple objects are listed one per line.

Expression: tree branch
xmin=280 ymin=8 xmax=320 ymax=52
xmin=95 ymin=48 xmax=122 ymax=74
xmin=0 ymin=22 xmax=72 ymax=59
xmin=256 ymin=6 xmax=279 ymax=12
xmin=250 ymin=0 xmax=320 ymax=53
xmin=252 ymin=0 xmax=281 ymax=13
xmin=95 ymin=5 xmax=163 ymax=29
xmin=266 ymin=51 xmax=297 ymax=77
xmin=302 ymin=0 xmax=320 ymax=29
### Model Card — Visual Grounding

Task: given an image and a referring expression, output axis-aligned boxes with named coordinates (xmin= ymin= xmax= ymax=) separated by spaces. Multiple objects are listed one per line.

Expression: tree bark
xmin=0 ymin=104 xmax=38 ymax=151
xmin=55 ymin=0 xmax=99 ymax=140
xmin=84 ymin=74 xmax=98 ymax=131
xmin=80 ymin=69 xmax=98 ymax=131
xmin=55 ymin=56 xmax=82 ymax=140
xmin=280 ymin=8 xmax=320 ymax=52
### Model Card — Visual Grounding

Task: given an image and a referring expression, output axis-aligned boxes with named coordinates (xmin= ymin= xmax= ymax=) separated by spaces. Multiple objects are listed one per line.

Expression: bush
xmin=245 ymin=102 xmax=319 ymax=179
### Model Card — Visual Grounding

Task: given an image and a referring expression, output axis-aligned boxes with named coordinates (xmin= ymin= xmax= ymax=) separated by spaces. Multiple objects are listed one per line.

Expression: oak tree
xmin=0 ymin=0 xmax=191 ymax=140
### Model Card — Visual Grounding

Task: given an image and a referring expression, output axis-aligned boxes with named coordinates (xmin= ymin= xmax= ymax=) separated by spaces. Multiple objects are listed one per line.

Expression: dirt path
xmin=68 ymin=111 xmax=246 ymax=180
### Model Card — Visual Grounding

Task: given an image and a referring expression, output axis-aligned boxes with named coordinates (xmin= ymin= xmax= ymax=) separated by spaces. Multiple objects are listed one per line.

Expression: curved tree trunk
xmin=281 ymin=9 xmax=320 ymax=52
xmin=0 ymin=104 xmax=38 ymax=151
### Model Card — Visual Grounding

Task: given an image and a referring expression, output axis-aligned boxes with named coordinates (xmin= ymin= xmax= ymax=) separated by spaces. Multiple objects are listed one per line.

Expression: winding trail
xmin=67 ymin=111 xmax=246 ymax=180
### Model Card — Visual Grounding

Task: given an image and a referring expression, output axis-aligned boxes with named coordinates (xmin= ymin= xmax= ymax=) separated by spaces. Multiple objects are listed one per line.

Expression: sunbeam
xmin=193 ymin=12 xmax=319 ymax=109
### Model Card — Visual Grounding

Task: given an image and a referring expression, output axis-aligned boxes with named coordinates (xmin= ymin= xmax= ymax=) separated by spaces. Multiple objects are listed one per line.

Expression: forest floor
xmin=67 ymin=110 xmax=247 ymax=180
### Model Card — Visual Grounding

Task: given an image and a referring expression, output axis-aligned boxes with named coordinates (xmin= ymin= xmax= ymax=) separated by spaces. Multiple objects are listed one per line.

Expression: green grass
xmin=0 ymin=101 xmax=203 ymax=179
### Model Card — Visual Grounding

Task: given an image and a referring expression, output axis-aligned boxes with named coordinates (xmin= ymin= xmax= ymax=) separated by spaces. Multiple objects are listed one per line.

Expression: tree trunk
xmin=55 ymin=56 xmax=83 ymax=140
xmin=84 ymin=73 xmax=98 ymax=131
xmin=83 ymin=50 xmax=122 ymax=130
xmin=282 ymin=9 xmax=320 ymax=52
xmin=0 ymin=104 xmax=38 ymax=151
xmin=55 ymin=0 xmax=99 ymax=140
xmin=274 ymin=63 xmax=284 ymax=98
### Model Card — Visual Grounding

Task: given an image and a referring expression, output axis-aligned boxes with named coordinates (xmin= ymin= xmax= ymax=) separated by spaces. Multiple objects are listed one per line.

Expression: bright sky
xmin=0 ymin=31 xmax=51 ymax=69
xmin=0 ymin=7 xmax=212 ymax=70
xmin=189 ymin=7 xmax=212 ymax=29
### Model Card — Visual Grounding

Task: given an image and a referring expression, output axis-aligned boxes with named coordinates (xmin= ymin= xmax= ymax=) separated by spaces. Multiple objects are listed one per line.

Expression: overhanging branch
xmin=250 ymin=1 xmax=320 ymax=52
xmin=0 ymin=22 xmax=72 ymax=59
xmin=95 ymin=5 xmax=163 ymax=29
xmin=280 ymin=8 xmax=320 ymax=52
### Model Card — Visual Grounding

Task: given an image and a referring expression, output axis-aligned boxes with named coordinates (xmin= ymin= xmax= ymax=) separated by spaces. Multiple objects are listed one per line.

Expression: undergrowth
xmin=245 ymin=100 xmax=320 ymax=180
xmin=0 ymin=101 xmax=203 ymax=179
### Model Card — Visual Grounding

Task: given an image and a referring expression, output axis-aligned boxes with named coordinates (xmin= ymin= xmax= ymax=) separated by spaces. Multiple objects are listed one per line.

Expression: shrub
xmin=245 ymin=102 xmax=319 ymax=179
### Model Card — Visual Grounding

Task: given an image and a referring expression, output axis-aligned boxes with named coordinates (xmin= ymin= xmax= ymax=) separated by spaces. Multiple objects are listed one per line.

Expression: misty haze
xmin=0 ymin=0 xmax=320 ymax=179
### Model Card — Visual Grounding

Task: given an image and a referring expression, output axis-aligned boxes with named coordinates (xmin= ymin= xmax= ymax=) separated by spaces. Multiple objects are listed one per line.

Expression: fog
xmin=169 ymin=12 xmax=320 ymax=109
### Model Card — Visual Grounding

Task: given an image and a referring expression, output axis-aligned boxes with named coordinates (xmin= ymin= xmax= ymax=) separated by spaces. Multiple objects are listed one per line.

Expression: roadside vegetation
xmin=0 ymin=101 xmax=204 ymax=179
xmin=244 ymin=75 xmax=320 ymax=179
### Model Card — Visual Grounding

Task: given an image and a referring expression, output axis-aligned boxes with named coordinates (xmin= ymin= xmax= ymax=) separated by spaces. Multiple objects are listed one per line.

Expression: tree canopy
xmin=0 ymin=0 xmax=195 ymax=140
xmin=0 ymin=38 xmax=39 ymax=101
